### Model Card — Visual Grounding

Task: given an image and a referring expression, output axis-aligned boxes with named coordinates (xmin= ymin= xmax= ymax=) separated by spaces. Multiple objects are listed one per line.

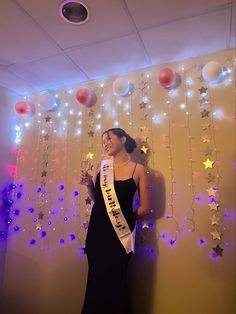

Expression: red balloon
xmin=75 ymin=88 xmax=97 ymax=107
xmin=15 ymin=101 xmax=30 ymax=115
xmin=158 ymin=68 xmax=176 ymax=88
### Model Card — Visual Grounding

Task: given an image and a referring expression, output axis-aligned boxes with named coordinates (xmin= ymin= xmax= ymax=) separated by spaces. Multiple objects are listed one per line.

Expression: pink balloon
xmin=15 ymin=101 xmax=29 ymax=115
xmin=158 ymin=68 xmax=176 ymax=88
xmin=15 ymin=101 xmax=35 ymax=116
xmin=75 ymin=88 xmax=97 ymax=107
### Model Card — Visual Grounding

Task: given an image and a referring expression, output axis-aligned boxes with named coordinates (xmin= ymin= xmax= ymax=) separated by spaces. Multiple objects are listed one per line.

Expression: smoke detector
xmin=59 ymin=1 xmax=89 ymax=25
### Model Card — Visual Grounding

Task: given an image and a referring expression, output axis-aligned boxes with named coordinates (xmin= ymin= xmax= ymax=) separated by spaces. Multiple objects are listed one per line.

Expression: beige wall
xmin=1 ymin=49 xmax=235 ymax=314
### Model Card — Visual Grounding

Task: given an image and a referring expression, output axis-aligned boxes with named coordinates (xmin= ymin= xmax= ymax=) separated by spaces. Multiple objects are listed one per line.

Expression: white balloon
xmin=39 ymin=92 xmax=55 ymax=111
xmin=113 ymin=78 xmax=132 ymax=97
xmin=202 ymin=61 xmax=222 ymax=82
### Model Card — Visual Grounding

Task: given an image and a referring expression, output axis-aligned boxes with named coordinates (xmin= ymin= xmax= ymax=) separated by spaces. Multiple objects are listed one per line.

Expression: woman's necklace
xmin=114 ymin=159 xmax=130 ymax=169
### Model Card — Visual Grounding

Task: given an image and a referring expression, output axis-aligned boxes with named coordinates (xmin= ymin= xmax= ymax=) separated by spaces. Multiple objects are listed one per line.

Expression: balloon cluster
xmin=75 ymin=88 xmax=97 ymax=107
xmin=15 ymin=101 xmax=35 ymax=117
xmin=112 ymin=78 xmax=134 ymax=97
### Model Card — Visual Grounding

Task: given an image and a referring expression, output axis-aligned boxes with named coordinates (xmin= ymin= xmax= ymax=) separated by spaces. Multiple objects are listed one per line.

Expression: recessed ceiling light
xmin=59 ymin=0 xmax=89 ymax=25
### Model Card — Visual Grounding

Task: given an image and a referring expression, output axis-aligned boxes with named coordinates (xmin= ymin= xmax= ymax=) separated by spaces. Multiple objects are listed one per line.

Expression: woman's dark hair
xmin=102 ymin=128 xmax=137 ymax=153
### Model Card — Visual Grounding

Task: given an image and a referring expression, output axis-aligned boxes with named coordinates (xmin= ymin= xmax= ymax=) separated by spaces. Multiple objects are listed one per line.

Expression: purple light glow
xmin=13 ymin=209 xmax=20 ymax=215
xmin=74 ymin=191 xmax=79 ymax=197
xmin=28 ymin=207 xmax=34 ymax=213
xmin=16 ymin=192 xmax=22 ymax=199
xmin=59 ymin=238 xmax=65 ymax=244
xmin=161 ymin=232 xmax=167 ymax=239
xmin=14 ymin=225 xmax=20 ymax=232
xmin=29 ymin=239 xmax=36 ymax=246
xmin=195 ymin=194 xmax=204 ymax=202
xmin=169 ymin=239 xmax=176 ymax=247
xmin=64 ymin=216 xmax=68 ymax=221
xmin=9 ymin=184 xmax=17 ymax=190
xmin=41 ymin=231 xmax=47 ymax=238
xmin=209 ymin=197 xmax=217 ymax=203
xmin=70 ymin=233 xmax=76 ymax=241
xmin=199 ymin=239 xmax=206 ymax=246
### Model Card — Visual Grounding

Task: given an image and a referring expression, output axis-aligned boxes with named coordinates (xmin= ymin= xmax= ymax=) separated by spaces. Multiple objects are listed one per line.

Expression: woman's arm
xmin=135 ymin=164 xmax=151 ymax=218
xmin=81 ymin=163 xmax=100 ymax=203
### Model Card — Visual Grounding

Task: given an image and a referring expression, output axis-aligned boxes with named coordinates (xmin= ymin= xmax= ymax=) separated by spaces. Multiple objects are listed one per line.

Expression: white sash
xmin=100 ymin=157 xmax=135 ymax=253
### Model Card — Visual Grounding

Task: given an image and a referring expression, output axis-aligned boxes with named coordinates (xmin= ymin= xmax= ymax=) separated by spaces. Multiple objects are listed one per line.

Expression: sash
xmin=100 ymin=157 xmax=135 ymax=254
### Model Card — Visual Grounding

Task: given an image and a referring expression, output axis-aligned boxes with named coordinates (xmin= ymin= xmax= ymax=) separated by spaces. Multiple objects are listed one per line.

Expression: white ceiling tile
xmin=0 ymin=69 xmax=34 ymax=95
xmin=0 ymin=1 xmax=60 ymax=64
xmin=9 ymin=54 xmax=89 ymax=92
xmin=127 ymin=0 xmax=230 ymax=29
xmin=16 ymin=0 xmax=134 ymax=49
xmin=140 ymin=8 xmax=228 ymax=66
xmin=67 ymin=35 xmax=151 ymax=80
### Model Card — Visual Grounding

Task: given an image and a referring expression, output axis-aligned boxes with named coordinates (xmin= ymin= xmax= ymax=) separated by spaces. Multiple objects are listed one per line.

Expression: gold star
xmin=199 ymin=86 xmax=208 ymax=94
xmin=202 ymin=135 xmax=211 ymax=143
xmin=86 ymin=152 xmax=94 ymax=159
xmin=213 ymin=244 xmax=223 ymax=256
xmin=36 ymin=222 xmax=42 ymax=230
xmin=142 ymin=220 xmax=149 ymax=229
xmin=85 ymin=197 xmax=92 ymax=205
xmin=38 ymin=211 xmax=44 ymax=219
xmin=140 ymin=126 xmax=148 ymax=132
xmin=88 ymin=130 xmax=95 ymax=137
xmin=210 ymin=229 xmax=222 ymax=240
xmin=210 ymin=214 xmax=219 ymax=225
xmin=201 ymin=109 xmax=210 ymax=118
xmin=204 ymin=146 xmax=213 ymax=156
xmin=140 ymin=145 xmax=148 ymax=154
xmin=201 ymin=122 xmax=211 ymax=130
xmin=203 ymin=159 xmax=214 ymax=169
xmin=44 ymin=134 xmax=49 ymax=141
xmin=142 ymin=135 xmax=148 ymax=142
xmin=208 ymin=202 xmax=219 ymax=211
xmin=207 ymin=187 xmax=217 ymax=197
xmin=207 ymin=173 xmax=215 ymax=183
xmin=41 ymin=170 xmax=47 ymax=177
xmin=199 ymin=98 xmax=209 ymax=107
xmin=139 ymin=101 xmax=147 ymax=109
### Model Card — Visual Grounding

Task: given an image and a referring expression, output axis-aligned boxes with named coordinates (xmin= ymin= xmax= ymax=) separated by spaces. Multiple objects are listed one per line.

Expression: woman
xmin=80 ymin=128 xmax=150 ymax=314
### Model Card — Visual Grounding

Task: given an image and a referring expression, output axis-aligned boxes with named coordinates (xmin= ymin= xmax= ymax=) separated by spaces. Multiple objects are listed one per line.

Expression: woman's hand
xmin=80 ymin=170 xmax=93 ymax=187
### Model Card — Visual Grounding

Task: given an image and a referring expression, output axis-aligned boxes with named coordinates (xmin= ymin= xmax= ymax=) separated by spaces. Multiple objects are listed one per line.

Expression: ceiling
xmin=0 ymin=0 xmax=235 ymax=95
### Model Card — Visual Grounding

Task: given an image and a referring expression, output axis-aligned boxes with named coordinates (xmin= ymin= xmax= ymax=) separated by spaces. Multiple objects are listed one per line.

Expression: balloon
xmin=158 ymin=68 xmax=176 ymax=88
xmin=39 ymin=92 xmax=56 ymax=111
xmin=75 ymin=88 xmax=97 ymax=107
xmin=112 ymin=78 xmax=134 ymax=97
xmin=202 ymin=61 xmax=222 ymax=83
xmin=15 ymin=101 xmax=33 ymax=115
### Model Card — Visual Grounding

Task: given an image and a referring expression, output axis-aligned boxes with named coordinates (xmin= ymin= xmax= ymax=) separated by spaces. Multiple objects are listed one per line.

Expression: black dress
xmin=81 ymin=169 xmax=137 ymax=314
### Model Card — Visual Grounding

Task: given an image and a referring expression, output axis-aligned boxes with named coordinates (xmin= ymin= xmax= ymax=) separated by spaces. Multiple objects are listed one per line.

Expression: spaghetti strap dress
xmin=81 ymin=166 xmax=137 ymax=314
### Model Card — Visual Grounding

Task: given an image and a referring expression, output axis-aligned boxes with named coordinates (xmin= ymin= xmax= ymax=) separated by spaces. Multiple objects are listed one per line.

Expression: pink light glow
xmin=12 ymin=146 xmax=20 ymax=154
xmin=7 ymin=164 xmax=17 ymax=177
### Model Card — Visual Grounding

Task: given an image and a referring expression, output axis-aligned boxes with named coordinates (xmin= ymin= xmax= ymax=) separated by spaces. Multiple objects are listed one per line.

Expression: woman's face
xmin=102 ymin=131 xmax=125 ymax=156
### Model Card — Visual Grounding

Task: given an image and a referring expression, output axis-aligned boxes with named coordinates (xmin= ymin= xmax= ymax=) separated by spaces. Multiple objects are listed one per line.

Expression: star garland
xmin=197 ymin=70 xmax=224 ymax=257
